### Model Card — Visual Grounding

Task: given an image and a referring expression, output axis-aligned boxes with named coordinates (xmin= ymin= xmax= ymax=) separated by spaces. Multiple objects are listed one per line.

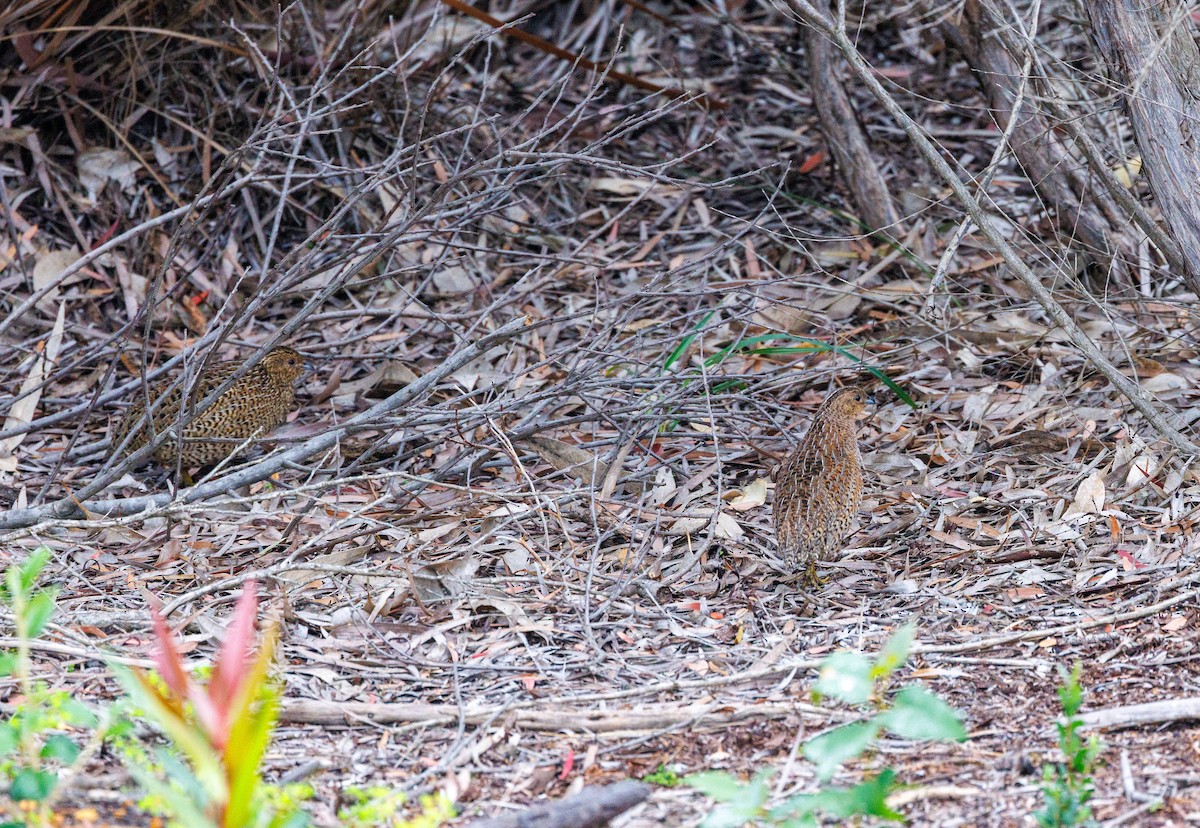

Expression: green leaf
xmin=0 ymin=651 xmax=16 ymax=677
xmin=844 ymin=770 xmax=904 ymax=820
xmin=10 ymin=767 xmax=56 ymax=802
xmin=878 ymin=686 xmax=967 ymax=742
xmin=803 ymin=720 xmax=881 ymax=782
xmin=698 ymin=806 xmax=758 ymax=828
xmin=123 ymin=759 xmax=214 ymax=826
xmin=684 ymin=770 xmax=748 ymax=802
xmin=60 ymin=697 xmax=99 ymax=728
xmin=17 ymin=547 xmax=52 ymax=595
xmin=0 ymin=723 xmax=18 ymax=756
xmin=41 ymin=733 xmax=80 ymax=763
xmin=693 ymin=770 xmax=772 ymax=828
xmin=1057 ymin=664 xmax=1084 ymax=717
xmin=775 ymin=771 xmax=902 ymax=822
xmin=872 ymin=622 xmax=916 ymax=679
xmin=275 ymin=811 xmax=312 ymax=828
xmin=22 ymin=589 xmax=58 ymax=639
xmin=814 ymin=652 xmax=873 ymax=705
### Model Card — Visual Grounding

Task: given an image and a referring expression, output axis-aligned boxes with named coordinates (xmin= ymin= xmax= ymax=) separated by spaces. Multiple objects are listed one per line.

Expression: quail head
xmin=773 ymin=386 xmax=874 ymax=584
xmin=113 ymin=346 xmax=306 ymax=469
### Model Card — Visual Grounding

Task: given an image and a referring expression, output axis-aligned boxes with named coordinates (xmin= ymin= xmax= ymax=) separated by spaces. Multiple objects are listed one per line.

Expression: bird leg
xmin=804 ymin=559 xmax=830 ymax=588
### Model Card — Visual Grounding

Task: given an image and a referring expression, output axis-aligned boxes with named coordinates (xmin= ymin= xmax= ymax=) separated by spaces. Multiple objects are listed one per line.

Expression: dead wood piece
xmin=1085 ymin=0 xmax=1200 ymax=293
xmin=1075 ymin=697 xmax=1200 ymax=732
xmin=463 ymin=780 xmax=651 ymax=828
xmin=279 ymin=699 xmax=797 ymax=732
xmin=805 ymin=0 xmax=901 ymax=233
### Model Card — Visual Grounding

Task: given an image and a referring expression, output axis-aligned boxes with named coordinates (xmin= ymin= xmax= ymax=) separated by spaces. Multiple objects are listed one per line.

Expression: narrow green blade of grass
xmin=662 ymin=310 xmax=717 ymax=373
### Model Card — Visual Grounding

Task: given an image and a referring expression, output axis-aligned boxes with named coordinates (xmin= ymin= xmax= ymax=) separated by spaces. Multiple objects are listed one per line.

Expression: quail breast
xmin=773 ymin=386 xmax=873 ymax=579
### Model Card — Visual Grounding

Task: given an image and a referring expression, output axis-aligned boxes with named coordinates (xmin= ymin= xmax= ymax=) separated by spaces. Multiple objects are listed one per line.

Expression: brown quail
xmin=773 ymin=386 xmax=873 ymax=583
xmin=114 ymin=346 xmax=305 ymax=468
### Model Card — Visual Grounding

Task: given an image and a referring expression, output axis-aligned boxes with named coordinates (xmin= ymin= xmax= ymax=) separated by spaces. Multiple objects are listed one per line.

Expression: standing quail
xmin=113 ymin=346 xmax=306 ymax=469
xmin=773 ymin=386 xmax=873 ymax=583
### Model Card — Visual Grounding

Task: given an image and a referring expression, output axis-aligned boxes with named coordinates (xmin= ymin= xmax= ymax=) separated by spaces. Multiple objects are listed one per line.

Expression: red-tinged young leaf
xmin=220 ymin=620 xmax=279 ymax=767
xmin=207 ymin=582 xmax=259 ymax=748
xmin=150 ymin=602 xmax=193 ymax=702
xmin=117 ymin=666 xmax=225 ymax=789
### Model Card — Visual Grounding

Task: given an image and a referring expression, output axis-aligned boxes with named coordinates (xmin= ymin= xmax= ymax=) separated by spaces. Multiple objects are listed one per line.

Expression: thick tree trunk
xmin=804 ymin=0 xmax=901 ymax=234
xmin=945 ymin=0 xmax=1131 ymax=283
xmin=1086 ymin=0 xmax=1200 ymax=293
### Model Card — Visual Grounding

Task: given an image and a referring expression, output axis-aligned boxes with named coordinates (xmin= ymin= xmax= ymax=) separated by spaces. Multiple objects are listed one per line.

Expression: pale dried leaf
xmin=728 ymin=478 xmax=768 ymax=511
xmin=412 ymin=554 xmax=480 ymax=602
xmin=32 ymin=248 xmax=81 ymax=309
xmin=649 ymin=466 xmax=677 ymax=506
xmin=600 ymin=439 xmax=634 ymax=501
xmin=406 ymin=15 xmax=492 ymax=63
xmin=279 ymin=544 xmax=375 ymax=586
xmin=523 ymin=435 xmax=605 ymax=488
xmin=1064 ymin=472 xmax=1105 ymax=517
xmin=1141 ymin=373 xmax=1187 ymax=393
xmin=714 ymin=511 xmax=743 ymax=540
xmin=78 ymin=147 xmax=140 ymax=201
xmin=1126 ymin=454 xmax=1156 ymax=488
xmin=0 ymin=302 xmax=65 ymax=471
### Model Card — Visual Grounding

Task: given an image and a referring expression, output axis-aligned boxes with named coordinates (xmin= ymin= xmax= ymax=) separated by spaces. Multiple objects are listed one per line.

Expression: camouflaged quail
xmin=114 ymin=346 xmax=305 ymax=467
xmin=774 ymin=387 xmax=871 ymax=575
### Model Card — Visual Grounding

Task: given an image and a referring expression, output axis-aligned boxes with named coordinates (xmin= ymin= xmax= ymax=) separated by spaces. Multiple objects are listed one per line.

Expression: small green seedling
xmin=685 ymin=623 xmax=966 ymax=826
xmin=1035 ymin=664 xmax=1102 ymax=828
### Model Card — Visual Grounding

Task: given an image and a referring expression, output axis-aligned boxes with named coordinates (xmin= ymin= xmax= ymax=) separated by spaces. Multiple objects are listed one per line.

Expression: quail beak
xmin=301 ymin=360 xmax=316 ymax=384
xmin=866 ymin=392 xmax=877 ymax=406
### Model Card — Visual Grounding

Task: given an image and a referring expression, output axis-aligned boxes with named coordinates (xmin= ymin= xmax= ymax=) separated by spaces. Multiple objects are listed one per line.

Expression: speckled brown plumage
xmin=774 ymin=386 xmax=872 ymax=578
xmin=113 ymin=346 xmax=305 ymax=467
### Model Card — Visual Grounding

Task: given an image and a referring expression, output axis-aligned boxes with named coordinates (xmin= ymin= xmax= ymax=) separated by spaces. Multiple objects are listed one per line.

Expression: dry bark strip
xmin=462 ymin=781 xmax=651 ymax=828
xmin=1075 ymin=697 xmax=1200 ymax=732
xmin=1086 ymin=0 xmax=1200 ymax=293
xmin=805 ymin=0 xmax=901 ymax=233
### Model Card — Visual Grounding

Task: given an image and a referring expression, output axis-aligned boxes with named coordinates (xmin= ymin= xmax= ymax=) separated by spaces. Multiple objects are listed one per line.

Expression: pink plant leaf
xmin=150 ymin=598 xmax=222 ymax=740
xmin=206 ymin=581 xmax=259 ymax=747
xmin=149 ymin=600 xmax=194 ymax=702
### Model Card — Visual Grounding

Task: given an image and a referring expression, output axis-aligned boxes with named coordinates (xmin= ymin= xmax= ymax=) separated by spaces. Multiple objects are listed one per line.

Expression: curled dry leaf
xmin=1064 ymin=472 xmax=1105 ymax=517
xmin=77 ymin=147 xmax=140 ymax=202
xmin=522 ymin=435 xmax=606 ymax=489
xmin=727 ymin=478 xmax=768 ymax=511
